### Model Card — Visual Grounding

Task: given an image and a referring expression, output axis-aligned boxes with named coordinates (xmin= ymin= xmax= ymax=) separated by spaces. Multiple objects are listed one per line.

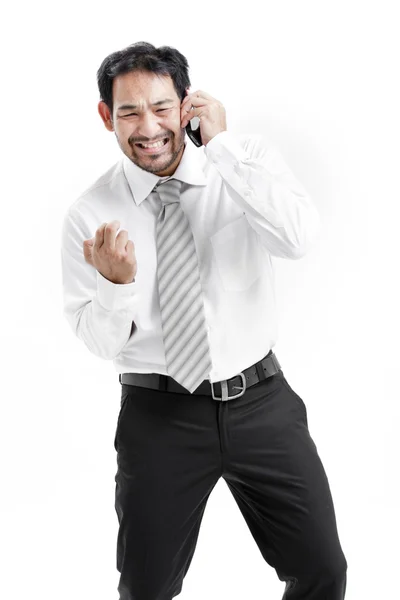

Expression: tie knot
xmin=156 ymin=178 xmax=182 ymax=206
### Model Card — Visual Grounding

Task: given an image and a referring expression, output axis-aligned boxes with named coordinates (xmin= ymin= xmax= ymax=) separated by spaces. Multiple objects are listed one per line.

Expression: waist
xmin=119 ymin=350 xmax=281 ymax=401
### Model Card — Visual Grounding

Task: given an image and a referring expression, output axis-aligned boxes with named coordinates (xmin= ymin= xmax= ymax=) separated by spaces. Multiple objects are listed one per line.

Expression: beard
xmin=117 ymin=129 xmax=186 ymax=175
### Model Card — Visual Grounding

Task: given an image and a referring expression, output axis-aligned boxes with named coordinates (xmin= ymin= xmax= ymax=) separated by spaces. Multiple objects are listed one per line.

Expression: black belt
xmin=118 ymin=350 xmax=281 ymax=401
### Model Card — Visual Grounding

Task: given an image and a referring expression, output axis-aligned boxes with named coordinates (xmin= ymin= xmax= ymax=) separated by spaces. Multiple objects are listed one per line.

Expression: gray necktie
xmin=155 ymin=178 xmax=212 ymax=393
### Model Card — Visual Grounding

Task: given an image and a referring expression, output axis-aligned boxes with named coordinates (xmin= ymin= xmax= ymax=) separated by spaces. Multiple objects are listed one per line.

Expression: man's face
xmin=98 ymin=70 xmax=186 ymax=177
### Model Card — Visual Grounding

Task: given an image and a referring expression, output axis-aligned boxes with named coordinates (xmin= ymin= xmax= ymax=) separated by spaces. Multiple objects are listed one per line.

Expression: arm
xmin=60 ymin=209 xmax=140 ymax=360
xmin=204 ymin=131 xmax=321 ymax=259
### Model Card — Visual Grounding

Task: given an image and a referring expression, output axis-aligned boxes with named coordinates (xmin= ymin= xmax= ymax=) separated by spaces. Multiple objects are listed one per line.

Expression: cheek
xmin=118 ymin=124 xmax=137 ymax=144
xmin=167 ymin=112 xmax=183 ymax=130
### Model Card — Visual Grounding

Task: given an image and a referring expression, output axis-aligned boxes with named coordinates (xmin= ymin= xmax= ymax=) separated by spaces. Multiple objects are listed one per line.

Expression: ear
xmin=98 ymin=101 xmax=114 ymax=132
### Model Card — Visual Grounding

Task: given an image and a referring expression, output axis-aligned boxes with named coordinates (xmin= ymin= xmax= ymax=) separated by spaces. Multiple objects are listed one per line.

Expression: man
xmin=61 ymin=41 xmax=347 ymax=600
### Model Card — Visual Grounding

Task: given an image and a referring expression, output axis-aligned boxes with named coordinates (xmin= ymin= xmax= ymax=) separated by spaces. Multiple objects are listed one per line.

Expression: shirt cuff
xmin=96 ymin=270 xmax=138 ymax=311
xmin=204 ymin=130 xmax=248 ymax=164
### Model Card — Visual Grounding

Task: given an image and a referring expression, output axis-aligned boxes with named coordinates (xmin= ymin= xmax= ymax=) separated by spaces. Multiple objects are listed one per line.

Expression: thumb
xmin=83 ymin=237 xmax=94 ymax=264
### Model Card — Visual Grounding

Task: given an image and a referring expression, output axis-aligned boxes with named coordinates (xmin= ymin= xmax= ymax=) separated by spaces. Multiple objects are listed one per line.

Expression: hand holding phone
xmin=182 ymin=89 xmax=227 ymax=147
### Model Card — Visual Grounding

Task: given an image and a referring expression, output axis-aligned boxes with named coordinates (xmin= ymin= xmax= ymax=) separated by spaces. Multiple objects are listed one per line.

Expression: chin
xmin=136 ymin=153 xmax=170 ymax=169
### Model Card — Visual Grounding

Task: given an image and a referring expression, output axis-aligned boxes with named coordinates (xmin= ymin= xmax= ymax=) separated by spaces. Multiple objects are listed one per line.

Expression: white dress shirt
xmin=60 ymin=131 xmax=320 ymax=383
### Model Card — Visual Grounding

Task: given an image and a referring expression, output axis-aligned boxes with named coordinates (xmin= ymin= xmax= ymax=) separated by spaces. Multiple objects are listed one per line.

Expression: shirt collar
xmin=122 ymin=138 xmax=207 ymax=206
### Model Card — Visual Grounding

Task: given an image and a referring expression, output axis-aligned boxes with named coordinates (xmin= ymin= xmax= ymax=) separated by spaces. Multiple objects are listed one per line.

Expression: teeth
xmin=139 ymin=139 xmax=166 ymax=149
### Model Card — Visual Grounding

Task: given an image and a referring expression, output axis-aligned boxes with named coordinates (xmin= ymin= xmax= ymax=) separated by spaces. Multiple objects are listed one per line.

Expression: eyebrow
xmin=117 ymin=99 xmax=175 ymax=111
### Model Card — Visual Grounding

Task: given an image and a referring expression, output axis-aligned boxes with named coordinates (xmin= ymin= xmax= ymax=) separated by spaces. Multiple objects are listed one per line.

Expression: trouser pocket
xmin=280 ymin=373 xmax=308 ymax=425
xmin=114 ymin=390 xmax=130 ymax=452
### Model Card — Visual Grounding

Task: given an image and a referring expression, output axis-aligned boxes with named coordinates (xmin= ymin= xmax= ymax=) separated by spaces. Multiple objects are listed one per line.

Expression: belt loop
xmin=159 ymin=374 xmax=168 ymax=391
xmin=255 ymin=361 xmax=266 ymax=381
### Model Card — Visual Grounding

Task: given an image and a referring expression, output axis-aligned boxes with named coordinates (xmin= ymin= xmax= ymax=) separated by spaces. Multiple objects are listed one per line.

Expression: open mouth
xmin=135 ymin=138 xmax=170 ymax=153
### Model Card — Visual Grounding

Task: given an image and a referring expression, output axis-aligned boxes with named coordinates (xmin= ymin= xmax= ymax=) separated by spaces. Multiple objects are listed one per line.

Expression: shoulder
xmin=62 ymin=159 xmax=125 ymax=238
xmin=237 ymin=132 xmax=280 ymax=156
xmin=65 ymin=159 xmax=124 ymax=220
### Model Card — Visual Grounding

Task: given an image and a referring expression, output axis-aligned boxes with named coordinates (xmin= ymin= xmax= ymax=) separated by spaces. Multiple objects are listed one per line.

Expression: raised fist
xmin=83 ymin=220 xmax=137 ymax=284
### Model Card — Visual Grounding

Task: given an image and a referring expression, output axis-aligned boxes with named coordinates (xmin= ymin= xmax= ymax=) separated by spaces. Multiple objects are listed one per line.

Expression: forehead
xmin=112 ymin=70 xmax=178 ymax=107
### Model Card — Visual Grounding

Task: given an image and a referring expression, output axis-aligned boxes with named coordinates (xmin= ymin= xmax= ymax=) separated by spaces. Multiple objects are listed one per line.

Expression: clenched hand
xmin=83 ymin=220 xmax=137 ymax=284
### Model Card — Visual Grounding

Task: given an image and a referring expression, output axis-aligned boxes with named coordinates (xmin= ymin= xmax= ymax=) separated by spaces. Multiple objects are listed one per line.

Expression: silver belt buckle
xmin=211 ymin=372 xmax=247 ymax=401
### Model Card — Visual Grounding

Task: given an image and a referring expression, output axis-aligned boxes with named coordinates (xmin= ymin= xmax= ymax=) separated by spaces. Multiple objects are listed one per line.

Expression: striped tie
xmin=155 ymin=178 xmax=212 ymax=393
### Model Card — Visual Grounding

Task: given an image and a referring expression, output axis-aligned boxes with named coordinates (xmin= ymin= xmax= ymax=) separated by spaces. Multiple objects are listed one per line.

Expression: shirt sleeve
xmin=204 ymin=131 xmax=321 ymax=259
xmin=60 ymin=208 xmax=140 ymax=360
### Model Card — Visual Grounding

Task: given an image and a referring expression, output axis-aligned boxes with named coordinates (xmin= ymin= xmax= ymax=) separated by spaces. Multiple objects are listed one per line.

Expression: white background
xmin=1 ymin=1 xmax=399 ymax=598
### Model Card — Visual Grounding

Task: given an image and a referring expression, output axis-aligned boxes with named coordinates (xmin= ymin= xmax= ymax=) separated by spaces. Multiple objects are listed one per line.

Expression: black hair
xmin=96 ymin=41 xmax=191 ymax=116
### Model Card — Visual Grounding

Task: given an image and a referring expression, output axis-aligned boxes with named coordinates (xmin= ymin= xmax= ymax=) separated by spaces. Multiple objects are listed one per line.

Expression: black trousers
xmin=114 ymin=369 xmax=347 ymax=600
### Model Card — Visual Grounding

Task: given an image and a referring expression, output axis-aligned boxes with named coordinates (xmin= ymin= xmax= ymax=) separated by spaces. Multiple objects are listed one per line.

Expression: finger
xmin=181 ymin=96 xmax=209 ymax=127
xmin=94 ymin=222 xmax=107 ymax=250
xmin=126 ymin=239 xmax=135 ymax=256
xmin=181 ymin=94 xmax=205 ymax=112
xmin=181 ymin=103 xmax=193 ymax=121
xmin=115 ymin=229 xmax=128 ymax=253
xmin=182 ymin=106 xmax=203 ymax=129
xmin=103 ymin=220 xmax=120 ymax=251
xmin=181 ymin=89 xmax=210 ymax=110
xmin=83 ymin=240 xmax=93 ymax=265
xmin=181 ymin=91 xmax=202 ymax=122
xmin=181 ymin=94 xmax=194 ymax=113
xmin=187 ymin=90 xmax=215 ymax=104
xmin=186 ymin=96 xmax=211 ymax=108
xmin=181 ymin=107 xmax=198 ymax=129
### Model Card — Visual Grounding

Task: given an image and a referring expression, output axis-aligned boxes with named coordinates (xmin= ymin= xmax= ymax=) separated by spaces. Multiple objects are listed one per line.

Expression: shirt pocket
xmin=210 ymin=214 xmax=262 ymax=291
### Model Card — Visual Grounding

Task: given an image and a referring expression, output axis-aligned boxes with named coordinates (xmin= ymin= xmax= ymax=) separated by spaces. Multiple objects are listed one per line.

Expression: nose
xmin=137 ymin=112 xmax=164 ymax=141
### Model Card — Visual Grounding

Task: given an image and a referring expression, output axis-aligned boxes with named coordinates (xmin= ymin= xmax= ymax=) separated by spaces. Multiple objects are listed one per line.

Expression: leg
xmin=114 ymin=384 xmax=221 ymax=600
xmin=219 ymin=370 xmax=347 ymax=599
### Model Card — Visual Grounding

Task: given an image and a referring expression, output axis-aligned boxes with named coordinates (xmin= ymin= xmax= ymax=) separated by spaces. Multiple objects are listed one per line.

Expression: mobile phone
xmin=185 ymin=116 xmax=203 ymax=147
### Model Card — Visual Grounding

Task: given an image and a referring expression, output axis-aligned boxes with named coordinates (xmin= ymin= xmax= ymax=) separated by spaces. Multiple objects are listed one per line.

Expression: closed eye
xmin=122 ymin=108 xmax=169 ymax=117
